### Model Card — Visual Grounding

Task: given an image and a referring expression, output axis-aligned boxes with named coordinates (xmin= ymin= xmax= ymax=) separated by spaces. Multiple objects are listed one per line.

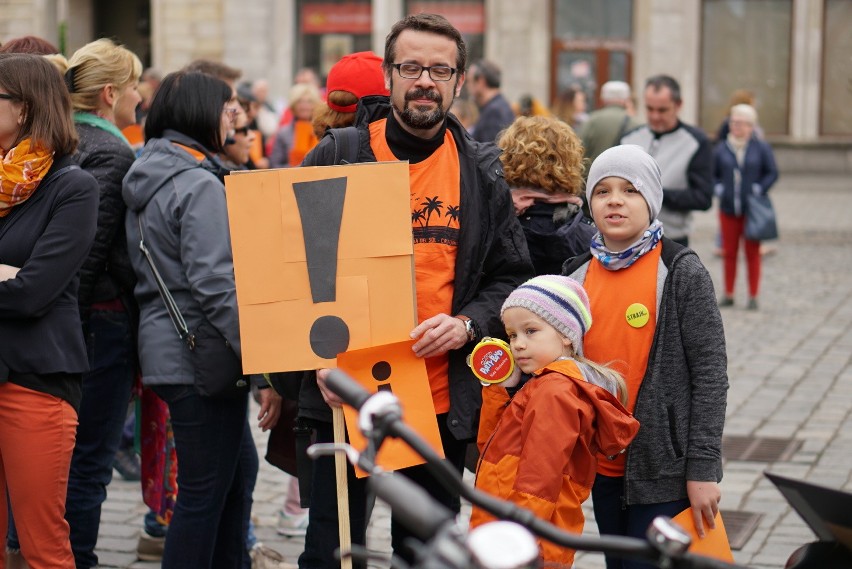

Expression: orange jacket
xmin=470 ymin=359 xmax=639 ymax=566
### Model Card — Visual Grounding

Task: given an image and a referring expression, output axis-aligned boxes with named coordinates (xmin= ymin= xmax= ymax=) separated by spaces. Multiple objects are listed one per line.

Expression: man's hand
xmin=410 ymin=313 xmax=468 ymax=359
xmin=686 ymin=480 xmax=721 ymax=538
xmin=316 ymin=368 xmax=345 ymax=408
xmin=0 ymin=264 xmax=20 ymax=282
xmin=256 ymin=388 xmax=282 ymax=432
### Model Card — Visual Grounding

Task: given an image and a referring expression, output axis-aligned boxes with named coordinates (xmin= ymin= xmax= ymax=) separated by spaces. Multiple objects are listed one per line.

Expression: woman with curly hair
xmin=498 ymin=115 xmax=595 ymax=275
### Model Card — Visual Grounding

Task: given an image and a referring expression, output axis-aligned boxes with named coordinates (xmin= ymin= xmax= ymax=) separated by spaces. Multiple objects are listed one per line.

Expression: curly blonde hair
xmin=497 ymin=115 xmax=585 ymax=195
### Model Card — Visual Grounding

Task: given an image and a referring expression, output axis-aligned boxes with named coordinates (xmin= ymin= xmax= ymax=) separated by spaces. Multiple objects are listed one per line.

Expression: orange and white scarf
xmin=0 ymin=138 xmax=54 ymax=217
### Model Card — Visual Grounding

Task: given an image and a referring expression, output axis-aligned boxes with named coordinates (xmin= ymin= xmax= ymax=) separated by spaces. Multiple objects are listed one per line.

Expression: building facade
xmin=3 ymin=0 xmax=849 ymax=168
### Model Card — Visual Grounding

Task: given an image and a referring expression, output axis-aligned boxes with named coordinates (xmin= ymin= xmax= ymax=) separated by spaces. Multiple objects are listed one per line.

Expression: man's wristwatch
xmin=456 ymin=315 xmax=477 ymax=343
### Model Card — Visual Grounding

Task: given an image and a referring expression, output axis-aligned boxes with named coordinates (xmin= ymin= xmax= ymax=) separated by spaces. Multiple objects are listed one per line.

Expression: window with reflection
xmin=700 ymin=0 xmax=792 ymax=136
xmin=821 ymin=0 xmax=852 ymax=135
xmin=552 ymin=0 xmax=633 ymax=110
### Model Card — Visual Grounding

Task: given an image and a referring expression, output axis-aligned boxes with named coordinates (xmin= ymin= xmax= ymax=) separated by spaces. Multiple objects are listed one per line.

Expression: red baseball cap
xmin=326 ymin=51 xmax=389 ymax=113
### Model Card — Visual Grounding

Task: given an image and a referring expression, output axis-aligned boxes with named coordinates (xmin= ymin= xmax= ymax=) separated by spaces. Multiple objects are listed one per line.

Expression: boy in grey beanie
xmin=586 ymin=144 xmax=663 ymax=224
xmin=564 ymin=143 xmax=728 ymax=569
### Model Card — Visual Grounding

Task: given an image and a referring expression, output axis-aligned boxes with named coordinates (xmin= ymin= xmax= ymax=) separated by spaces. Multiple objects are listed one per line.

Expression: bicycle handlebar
xmin=324 ymin=369 xmax=745 ymax=569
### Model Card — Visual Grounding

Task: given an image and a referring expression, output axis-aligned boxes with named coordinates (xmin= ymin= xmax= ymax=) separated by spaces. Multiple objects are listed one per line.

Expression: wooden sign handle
xmin=333 ymin=406 xmax=353 ymax=569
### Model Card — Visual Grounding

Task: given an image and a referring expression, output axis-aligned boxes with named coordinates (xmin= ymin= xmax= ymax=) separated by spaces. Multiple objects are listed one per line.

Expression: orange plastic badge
xmin=466 ymin=337 xmax=515 ymax=384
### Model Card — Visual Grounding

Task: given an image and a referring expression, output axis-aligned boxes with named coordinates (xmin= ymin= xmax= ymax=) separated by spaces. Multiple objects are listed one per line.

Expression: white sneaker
xmin=276 ymin=510 xmax=309 ymax=537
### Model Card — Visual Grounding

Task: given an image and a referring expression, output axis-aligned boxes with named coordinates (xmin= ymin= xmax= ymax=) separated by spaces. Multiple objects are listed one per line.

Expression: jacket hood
xmin=123 ymin=130 xmax=224 ymax=213
xmin=540 ymin=360 xmax=639 ymax=457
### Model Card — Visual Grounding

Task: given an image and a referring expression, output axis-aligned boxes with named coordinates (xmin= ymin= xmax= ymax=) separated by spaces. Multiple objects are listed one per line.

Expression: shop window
xmin=404 ymin=0 xmax=485 ymax=64
xmin=297 ymin=0 xmax=373 ymax=80
xmin=821 ymin=0 xmax=852 ymax=135
xmin=700 ymin=0 xmax=792 ymax=136
xmin=552 ymin=0 xmax=633 ymax=109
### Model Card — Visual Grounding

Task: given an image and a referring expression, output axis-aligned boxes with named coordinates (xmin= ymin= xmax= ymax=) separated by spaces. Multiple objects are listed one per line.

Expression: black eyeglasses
xmin=0 ymin=93 xmax=17 ymax=101
xmin=233 ymin=126 xmax=250 ymax=136
xmin=392 ymin=63 xmax=457 ymax=82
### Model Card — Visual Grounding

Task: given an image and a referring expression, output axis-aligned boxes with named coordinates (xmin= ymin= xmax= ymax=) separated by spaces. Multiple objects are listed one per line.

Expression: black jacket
xmin=74 ymin=123 xmax=138 ymax=310
xmin=0 ymin=155 xmax=99 ymax=377
xmin=297 ymin=96 xmax=533 ymax=440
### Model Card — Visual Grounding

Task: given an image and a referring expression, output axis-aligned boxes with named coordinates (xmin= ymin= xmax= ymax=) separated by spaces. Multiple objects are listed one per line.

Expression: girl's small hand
xmin=501 ymin=361 xmax=523 ymax=389
xmin=686 ymin=480 xmax=721 ymax=538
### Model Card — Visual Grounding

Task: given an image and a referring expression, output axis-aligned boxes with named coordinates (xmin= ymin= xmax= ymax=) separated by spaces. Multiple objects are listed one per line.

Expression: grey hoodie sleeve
xmin=176 ymin=171 xmax=242 ymax=357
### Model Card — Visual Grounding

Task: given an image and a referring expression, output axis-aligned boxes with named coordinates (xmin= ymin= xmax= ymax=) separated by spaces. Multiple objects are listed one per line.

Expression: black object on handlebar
xmin=323 ymin=369 xmax=746 ymax=569
xmin=369 ymin=470 xmax=455 ymax=542
xmin=326 ymin=368 xmax=372 ymax=409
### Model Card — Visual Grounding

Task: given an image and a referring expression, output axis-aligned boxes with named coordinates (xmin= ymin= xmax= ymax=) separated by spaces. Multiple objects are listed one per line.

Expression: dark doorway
xmin=93 ymin=0 xmax=152 ymax=66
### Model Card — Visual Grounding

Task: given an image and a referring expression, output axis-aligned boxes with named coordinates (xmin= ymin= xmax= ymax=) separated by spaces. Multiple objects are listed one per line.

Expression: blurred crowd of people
xmin=0 ymin=19 xmax=772 ymax=569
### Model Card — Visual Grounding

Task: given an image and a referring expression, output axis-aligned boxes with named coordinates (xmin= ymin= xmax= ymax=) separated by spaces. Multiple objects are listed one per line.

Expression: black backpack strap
xmin=327 ymin=127 xmax=361 ymax=165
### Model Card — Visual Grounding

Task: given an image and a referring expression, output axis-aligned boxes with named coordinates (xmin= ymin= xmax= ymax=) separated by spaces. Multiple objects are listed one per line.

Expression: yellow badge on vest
xmin=626 ymin=303 xmax=650 ymax=328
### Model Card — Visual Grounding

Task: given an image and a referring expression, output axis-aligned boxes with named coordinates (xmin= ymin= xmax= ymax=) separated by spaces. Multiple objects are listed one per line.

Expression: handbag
xmin=744 ymin=191 xmax=778 ymax=241
xmin=137 ymin=218 xmax=248 ymax=398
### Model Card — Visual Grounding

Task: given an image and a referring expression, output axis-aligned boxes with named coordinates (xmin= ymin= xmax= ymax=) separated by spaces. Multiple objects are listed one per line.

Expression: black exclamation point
xmin=372 ymin=361 xmax=392 ymax=393
xmin=293 ymin=177 xmax=350 ymax=359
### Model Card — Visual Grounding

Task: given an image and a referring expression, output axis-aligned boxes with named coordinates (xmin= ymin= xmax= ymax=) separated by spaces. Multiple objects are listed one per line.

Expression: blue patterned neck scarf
xmin=591 ymin=219 xmax=664 ymax=270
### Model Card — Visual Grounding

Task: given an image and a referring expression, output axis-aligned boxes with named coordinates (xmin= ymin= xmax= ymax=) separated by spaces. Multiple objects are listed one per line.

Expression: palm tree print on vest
xmin=412 ymin=196 xmax=459 ymax=245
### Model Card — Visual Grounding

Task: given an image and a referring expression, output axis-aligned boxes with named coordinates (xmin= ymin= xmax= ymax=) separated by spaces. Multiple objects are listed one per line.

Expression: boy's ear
xmin=562 ymin=337 xmax=573 ymax=349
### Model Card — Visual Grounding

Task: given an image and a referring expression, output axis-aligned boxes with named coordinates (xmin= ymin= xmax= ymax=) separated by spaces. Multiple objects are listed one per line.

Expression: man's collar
xmin=651 ymin=120 xmax=683 ymax=138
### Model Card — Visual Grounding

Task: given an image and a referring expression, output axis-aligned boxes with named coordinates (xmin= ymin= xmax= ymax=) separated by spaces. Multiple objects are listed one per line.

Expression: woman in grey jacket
xmin=123 ymin=70 xmax=278 ymax=569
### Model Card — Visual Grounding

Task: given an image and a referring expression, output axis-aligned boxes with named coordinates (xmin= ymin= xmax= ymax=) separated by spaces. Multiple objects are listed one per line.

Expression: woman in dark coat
xmin=0 ymin=53 xmax=99 ymax=569
xmin=714 ymin=103 xmax=778 ymax=310
xmin=61 ymin=38 xmax=143 ymax=569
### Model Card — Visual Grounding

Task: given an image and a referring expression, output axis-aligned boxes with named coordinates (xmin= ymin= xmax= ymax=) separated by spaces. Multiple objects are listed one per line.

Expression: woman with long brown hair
xmin=0 ymin=53 xmax=99 ymax=569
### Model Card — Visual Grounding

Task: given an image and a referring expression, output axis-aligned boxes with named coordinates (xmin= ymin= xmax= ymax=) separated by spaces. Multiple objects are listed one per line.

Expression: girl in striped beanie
xmin=470 ymin=275 xmax=639 ymax=566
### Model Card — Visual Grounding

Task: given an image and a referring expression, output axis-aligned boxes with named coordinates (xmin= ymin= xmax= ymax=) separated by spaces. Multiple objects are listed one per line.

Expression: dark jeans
xmin=240 ymin=413 xmax=259 ymax=568
xmin=152 ymin=384 xmax=249 ymax=569
xmin=592 ymin=474 xmax=690 ymax=569
xmin=299 ymin=413 xmax=467 ymax=569
xmin=66 ymin=309 xmax=137 ymax=569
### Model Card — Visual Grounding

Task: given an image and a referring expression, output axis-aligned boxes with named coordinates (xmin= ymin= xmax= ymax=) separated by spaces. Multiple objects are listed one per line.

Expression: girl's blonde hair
xmin=497 ymin=115 xmax=585 ymax=195
xmin=572 ymin=354 xmax=629 ymax=407
xmin=311 ymin=90 xmax=358 ymax=138
xmin=65 ymin=38 xmax=143 ymax=113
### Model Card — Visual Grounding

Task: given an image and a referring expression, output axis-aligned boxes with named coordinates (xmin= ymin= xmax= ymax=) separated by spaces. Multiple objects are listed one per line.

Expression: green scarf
xmin=73 ymin=112 xmax=132 ymax=149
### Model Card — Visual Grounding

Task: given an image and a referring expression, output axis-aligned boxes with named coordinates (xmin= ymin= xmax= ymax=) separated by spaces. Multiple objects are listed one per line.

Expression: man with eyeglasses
xmin=296 ymin=12 xmax=533 ymax=569
xmin=467 ymin=59 xmax=516 ymax=143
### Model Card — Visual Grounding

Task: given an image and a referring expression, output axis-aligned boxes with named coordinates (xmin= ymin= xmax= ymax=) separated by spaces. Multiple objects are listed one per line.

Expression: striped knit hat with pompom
xmin=500 ymin=275 xmax=593 ymax=356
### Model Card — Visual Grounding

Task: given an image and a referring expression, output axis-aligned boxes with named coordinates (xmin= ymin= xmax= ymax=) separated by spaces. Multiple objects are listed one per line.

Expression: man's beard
xmin=394 ymin=84 xmax=453 ymax=131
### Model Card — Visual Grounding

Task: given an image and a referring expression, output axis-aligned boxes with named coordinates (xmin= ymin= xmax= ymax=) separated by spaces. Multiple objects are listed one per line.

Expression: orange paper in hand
xmin=672 ymin=508 xmax=735 ymax=562
xmin=337 ymin=340 xmax=444 ymax=478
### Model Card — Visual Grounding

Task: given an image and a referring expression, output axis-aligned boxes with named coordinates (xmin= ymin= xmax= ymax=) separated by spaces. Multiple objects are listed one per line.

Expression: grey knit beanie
xmin=586 ymin=144 xmax=663 ymax=223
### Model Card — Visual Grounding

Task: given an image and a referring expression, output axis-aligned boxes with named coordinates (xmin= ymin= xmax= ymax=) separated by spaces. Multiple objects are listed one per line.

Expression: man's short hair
xmin=600 ymin=80 xmax=631 ymax=104
xmin=472 ymin=59 xmax=501 ymax=89
xmin=645 ymin=74 xmax=681 ymax=104
xmin=183 ymin=59 xmax=242 ymax=84
xmin=383 ymin=13 xmax=467 ymax=76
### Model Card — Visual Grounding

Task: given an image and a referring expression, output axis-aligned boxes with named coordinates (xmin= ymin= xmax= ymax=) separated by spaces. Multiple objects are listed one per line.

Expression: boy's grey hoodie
xmin=564 ymin=238 xmax=728 ymax=505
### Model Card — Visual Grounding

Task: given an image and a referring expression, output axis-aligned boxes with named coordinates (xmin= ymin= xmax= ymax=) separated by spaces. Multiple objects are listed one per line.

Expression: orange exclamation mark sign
xmin=293 ymin=177 xmax=349 ymax=359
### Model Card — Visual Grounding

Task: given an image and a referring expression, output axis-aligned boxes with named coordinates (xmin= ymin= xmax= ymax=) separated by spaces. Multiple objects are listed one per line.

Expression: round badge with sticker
xmin=466 ymin=337 xmax=515 ymax=385
xmin=625 ymin=302 xmax=650 ymax=328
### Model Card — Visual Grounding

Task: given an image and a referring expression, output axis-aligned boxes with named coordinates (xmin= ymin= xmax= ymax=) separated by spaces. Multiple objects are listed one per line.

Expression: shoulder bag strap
xmin=329 ymin=127 xmax=360 ymax=165
xmin=137 ymin=216 xmax=192 ymax=345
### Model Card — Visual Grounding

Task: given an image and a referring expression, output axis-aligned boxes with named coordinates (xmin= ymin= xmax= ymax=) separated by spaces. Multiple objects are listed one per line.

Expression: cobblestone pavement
xmin=94 ymin=174 xmax=852 ymax=569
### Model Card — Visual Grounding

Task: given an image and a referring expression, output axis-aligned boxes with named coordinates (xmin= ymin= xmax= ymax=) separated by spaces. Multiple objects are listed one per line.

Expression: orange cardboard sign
xmin=225 ymin=163 xmax=417 ymax=372
xmin=338 ymin=341 xmax=443 ymax=476
xmin=672 ymin=509 xmax=735 ymax=562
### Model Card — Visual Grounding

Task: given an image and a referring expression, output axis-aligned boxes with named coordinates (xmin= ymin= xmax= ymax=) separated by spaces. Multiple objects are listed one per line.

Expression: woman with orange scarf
xmin=0 ymin=53 xmax=99 ymax=568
